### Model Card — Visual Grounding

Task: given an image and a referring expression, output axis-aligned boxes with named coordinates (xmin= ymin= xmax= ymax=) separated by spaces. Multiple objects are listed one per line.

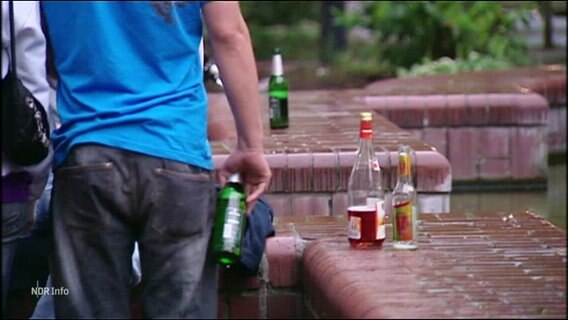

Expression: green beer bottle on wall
xmin=268 ymin=48 xmax=289 ymax=129
xmin=212 ymin=173 xmax=247 ymax=266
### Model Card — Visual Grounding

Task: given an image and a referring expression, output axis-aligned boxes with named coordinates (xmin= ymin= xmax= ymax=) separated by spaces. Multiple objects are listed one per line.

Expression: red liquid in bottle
xmin=347 ymin=205 xmax=385 ymax=249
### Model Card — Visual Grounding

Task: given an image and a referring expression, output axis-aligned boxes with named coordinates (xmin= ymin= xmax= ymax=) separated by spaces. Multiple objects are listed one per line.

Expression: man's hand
xmin=218 ymin=148 xmax=271 ymax=214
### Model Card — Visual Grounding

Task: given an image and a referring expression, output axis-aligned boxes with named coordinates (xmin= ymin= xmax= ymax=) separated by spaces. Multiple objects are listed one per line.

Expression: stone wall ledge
xmin=365 ymin=93 xmax=549 ymax=128
xmin=214 ymin=149 xmax=451 ymax=194
xmin=209 ymin=89 xmax=453 ymax=215
xmin=364 ymin=93 xmax=552 ymax=182
xmin=363 ymin=65 xmax=566 ymax=107
xmin=218 ymin=213 xmax=566 ymax=319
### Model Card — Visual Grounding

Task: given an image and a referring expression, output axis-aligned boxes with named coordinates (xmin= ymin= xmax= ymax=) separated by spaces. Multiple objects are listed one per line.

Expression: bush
xmin=240 ymin=1 xmax=319 ymax=26
xmin=247 ymin=21 xmax=320 ymax=60
xmin=336 ymin=1 xmax=535 ymax=72
xmin=397 ymin=52 xmax=513 ymax=77
xmin=240 ymin=1 xmax=321 ymax=60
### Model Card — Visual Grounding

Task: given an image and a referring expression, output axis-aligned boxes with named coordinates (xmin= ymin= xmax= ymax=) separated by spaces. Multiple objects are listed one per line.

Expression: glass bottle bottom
xmin=270 ymin=122 xmax=288 ymax=129
xmin=348 ymin=238 xmax=384 ymax=249
xmin=215 ymin=252 xmax=240 ymax=266
xmin=392 ymin=241 xmax=418 ymax=250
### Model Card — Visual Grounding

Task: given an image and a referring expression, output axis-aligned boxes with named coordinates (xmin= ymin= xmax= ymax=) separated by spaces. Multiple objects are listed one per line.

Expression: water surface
xmin=450 ymin=163 xmax=566 ymax=230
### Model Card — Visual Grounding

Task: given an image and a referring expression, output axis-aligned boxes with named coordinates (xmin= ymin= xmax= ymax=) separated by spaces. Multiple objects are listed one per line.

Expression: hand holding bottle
xmin=212 ymin=173 xmax=247 ymax=266
xmin=218 ymin=147 xmax=271 ymax=214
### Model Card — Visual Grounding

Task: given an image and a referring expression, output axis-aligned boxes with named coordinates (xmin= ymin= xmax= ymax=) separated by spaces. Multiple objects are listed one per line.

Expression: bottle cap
xmin=227 ymin=173 xmax=241 ymax=184
xmin=359 ymin=112 xmax=373 ymax=138
xmin=360 ymin=112 xmax=372 ymax=121
xmin=272 ymin=49 xmax=283 ymax=76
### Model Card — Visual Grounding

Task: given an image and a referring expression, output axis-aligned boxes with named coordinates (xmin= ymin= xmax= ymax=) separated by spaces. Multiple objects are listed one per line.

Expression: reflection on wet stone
xmin=502 ymin=214 xmax=522 ymax=228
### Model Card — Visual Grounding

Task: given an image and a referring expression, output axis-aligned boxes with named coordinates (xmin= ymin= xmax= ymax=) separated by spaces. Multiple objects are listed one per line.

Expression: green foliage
xmin=332 ymin=36 xmax=395 ymax=79
xmin=397 ymin=51 xmax=513 ymax=77
xmin=236 ymin=1 xmax=539 ymax=84
xmin=240 ymin=1 xmax=321 ymax=60
xmin=247 ymin=21 xmax=320 ymax=60
xmin=240 ymin=1 xmax=319 ymax=26
xmin=336 ymin=1 xmax=535 ymax=72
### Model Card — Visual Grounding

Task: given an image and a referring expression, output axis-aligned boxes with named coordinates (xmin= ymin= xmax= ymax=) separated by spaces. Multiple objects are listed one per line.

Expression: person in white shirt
xmin=1 ymin=0 xmax=52 ymax=315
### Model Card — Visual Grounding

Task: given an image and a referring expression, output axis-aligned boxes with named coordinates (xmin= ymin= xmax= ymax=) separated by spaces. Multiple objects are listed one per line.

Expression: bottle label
xmin=269 ymin=96 xmax=287 ymax=119
xmin=394 ymin=201 xmax=413 ymax=241
xmin=222 ymin=207 xmax=242 ymax=241
xmin=376 ymin=200 xmax=386 ymax=240
xmin=371 ymin=159 xmax=380 ymax=172
xmin=347 ymin=215 xmax=362 ymax=239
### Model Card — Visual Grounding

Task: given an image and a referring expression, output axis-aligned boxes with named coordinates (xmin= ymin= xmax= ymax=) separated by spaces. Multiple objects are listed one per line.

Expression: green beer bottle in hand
xmin=212 ymin=173 xmax=247 ymax=266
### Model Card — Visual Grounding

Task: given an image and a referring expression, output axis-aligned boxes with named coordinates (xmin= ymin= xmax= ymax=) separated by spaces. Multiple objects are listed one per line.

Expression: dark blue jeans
xmin=50 ymin=144 xmax=218 ymax=318
xmin=2 ymin=200 xmax=34 ymax=317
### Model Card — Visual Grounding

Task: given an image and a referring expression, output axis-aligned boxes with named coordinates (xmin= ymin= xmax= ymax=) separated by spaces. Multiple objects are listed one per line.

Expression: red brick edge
xmin=364 ymin=93 xmax=548 ymax=128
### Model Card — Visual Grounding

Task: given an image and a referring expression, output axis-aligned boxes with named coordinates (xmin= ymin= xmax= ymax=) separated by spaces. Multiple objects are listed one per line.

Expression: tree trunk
xmin=539 ymin=1 xmax=554 ymax=49
xmin=320 ymin=1 xmax=347 ymax=63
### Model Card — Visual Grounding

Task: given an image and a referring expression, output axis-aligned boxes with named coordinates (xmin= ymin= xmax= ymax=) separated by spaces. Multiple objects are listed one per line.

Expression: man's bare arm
xmin=202 ymin=1 xmax=271 ymax=206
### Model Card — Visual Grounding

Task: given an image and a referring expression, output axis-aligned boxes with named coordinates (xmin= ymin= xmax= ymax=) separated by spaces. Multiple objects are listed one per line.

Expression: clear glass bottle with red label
xmin=392 ymin=144 xmax=418 ymax=250
xmin=347 ymin=112 xmax=385 ymax=249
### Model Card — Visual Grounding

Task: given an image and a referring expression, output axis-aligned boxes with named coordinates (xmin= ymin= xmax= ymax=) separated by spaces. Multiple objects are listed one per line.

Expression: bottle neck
xmin=358 ymin=136 xmax=374 ymax=158
xmin=357 ymin=118 xmax=376 ymax=159
xmin=397 ymin=153 xmax=412 ymax=183
xmin=272 ymin=54 xmax=283 ymax=76
xmin=227 ymin=173 xmax=242 ymax=184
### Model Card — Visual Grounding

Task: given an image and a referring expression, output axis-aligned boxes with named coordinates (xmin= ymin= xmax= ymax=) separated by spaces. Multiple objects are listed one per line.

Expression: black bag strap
xmin=8 ymin=0 xmax=18 ymax=78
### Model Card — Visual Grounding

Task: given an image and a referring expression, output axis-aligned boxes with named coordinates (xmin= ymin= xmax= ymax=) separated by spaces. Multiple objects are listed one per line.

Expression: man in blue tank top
xmin=41 ymin=2 xmax=271 ymax=318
